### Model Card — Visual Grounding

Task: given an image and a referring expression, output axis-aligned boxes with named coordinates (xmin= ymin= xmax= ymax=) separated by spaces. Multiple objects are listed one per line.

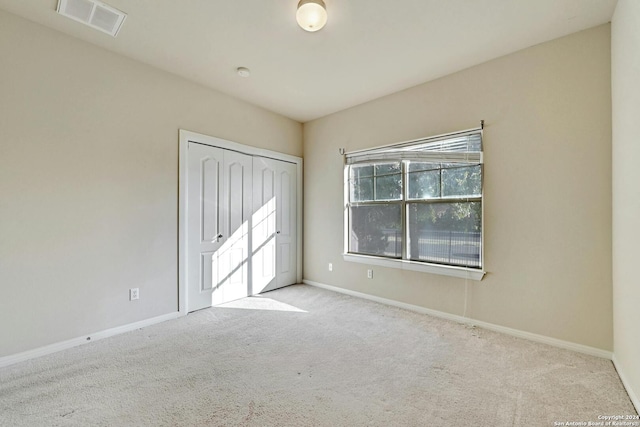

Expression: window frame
xmin=343 ymin=128 xmax=486 ymax=281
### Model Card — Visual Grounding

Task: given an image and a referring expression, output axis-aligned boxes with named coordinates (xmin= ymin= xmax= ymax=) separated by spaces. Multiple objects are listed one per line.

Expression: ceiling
xmin=0 ymin=0 xmax=617 ymax=122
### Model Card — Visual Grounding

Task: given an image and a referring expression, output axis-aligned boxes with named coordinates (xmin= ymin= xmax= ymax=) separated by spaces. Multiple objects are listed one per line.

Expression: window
xmin=344 ymin=128 xmax=484 ymax=279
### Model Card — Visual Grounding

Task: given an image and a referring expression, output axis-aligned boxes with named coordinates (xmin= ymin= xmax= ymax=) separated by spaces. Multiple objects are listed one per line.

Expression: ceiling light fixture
xmin=296 ymin=0 xmax=327 ymax=32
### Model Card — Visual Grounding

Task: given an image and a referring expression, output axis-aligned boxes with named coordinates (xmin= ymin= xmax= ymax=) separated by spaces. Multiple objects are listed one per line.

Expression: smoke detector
xmin=57 ymin=0 xmax=127 ymax=37
xmin=237 ymin=67 xmax=251 ymax=78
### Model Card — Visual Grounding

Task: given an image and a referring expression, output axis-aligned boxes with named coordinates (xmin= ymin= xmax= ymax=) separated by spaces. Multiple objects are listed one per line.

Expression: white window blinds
xmin=344 ymin=129 xmax=483 ymax=165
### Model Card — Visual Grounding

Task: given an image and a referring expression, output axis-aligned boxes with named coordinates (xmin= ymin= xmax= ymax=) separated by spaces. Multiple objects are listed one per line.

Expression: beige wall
xmin=304 ymin=25 xmax=612 ymax=350
xmin=0 ymin=5 xmax=619 ymax=362
xmin=612 ymin=0 xmax=640 ymax=409
xmin=0 ymin=10 xmax=302 ymax=357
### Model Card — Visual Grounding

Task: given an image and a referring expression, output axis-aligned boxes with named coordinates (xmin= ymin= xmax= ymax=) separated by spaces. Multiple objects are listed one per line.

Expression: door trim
xmin=178 ymin=129 xmax=303 ymax=315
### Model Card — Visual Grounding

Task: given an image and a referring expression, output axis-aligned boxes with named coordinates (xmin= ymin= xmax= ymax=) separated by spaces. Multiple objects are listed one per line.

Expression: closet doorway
xmin=179 ymin=130 xmax=302 ymax=313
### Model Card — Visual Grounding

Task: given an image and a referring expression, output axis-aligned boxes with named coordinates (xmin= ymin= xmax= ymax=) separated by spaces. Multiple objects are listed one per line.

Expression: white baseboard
xmin=303 ymin=279 xmax=613 ymax=360
xmin=612 ymin=355 xmax=640 ymax=414
xmin=0 ymin=312 xmax=179 ymax=369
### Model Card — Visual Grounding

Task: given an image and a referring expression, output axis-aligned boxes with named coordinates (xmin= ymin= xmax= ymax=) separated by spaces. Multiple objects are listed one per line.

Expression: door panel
xmin=200 ymin=252 xmax=214 ymax=291
xmin=280 ymin=171 xmax=291 ymax=236
xmin=201 ymin=157 xmax=220 ymax=243
xmin=252 ymin=160 xmax=277 ymax=294
xmin=252 ymin=157 xmax=297 ymax=293
xmin=280 ymin=244 xmax=290 ymax=273
xmin=187 ymin=143 xmax=224 ymax=312
xmin=276 ymin=164 xmax=297 ymax=287
xmin=212 ymin=150 xmax=252 ymax=306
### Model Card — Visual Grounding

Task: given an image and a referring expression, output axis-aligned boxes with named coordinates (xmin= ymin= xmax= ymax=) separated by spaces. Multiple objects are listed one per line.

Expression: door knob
xmin=215 ymin=233 xmax=223 ymax=242
xmin=276 ymin=231 xmax=281 ymax=234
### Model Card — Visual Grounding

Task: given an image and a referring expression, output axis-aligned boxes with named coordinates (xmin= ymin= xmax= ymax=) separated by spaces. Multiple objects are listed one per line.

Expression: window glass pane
xmin=441 ymin=165 xmax=482 ymax=197
xmin=350 ymin=165 xmax=374 ymax=202
xmin=375 ymin=163 xmax=400 ymax=175
xmin=407 ymin=202 xmax=481 ymax=268
xmin=408 ymin=162 xmax=440 ymax=173
xmin=349 ymin=204 xmax=402 ymax=257
xmin=408 ymin=162 xmax=441 ymax=199
xmin=374 ymin=163 xmax=401 ymax=201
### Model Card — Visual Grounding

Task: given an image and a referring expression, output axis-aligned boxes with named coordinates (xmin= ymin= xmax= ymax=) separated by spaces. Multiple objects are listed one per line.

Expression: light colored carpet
xmin=0 ymin=284 xmax=635 ymax=426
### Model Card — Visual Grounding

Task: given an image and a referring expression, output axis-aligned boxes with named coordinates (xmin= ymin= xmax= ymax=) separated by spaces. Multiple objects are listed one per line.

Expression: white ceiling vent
xmin=57 ymin=0 xmax=126 ymax=37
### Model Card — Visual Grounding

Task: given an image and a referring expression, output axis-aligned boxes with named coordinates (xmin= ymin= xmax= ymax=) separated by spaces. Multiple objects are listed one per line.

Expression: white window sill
xmin=343 ymin=253 xmax=485 ymax=281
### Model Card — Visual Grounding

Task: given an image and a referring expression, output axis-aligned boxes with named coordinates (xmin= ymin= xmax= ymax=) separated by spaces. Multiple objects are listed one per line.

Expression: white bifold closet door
xmin=186 ymin=142 xmax=297 ymax=312
xmin=252 ymin=156 xmax=297 ymax=294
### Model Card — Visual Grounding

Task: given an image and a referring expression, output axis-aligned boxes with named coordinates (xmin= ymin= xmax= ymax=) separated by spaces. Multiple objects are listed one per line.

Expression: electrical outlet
xmin=130 ymin=288 xmax=139 ymax=301
xmin=328 ymin=263 xmax=333 ymax=271
xmin=367 ymin=269 xmax=373 ymax=279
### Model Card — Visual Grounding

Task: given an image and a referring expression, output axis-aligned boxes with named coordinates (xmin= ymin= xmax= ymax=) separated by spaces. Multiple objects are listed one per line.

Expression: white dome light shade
xmin=296 ymin=0 xmax=327 ymax=32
